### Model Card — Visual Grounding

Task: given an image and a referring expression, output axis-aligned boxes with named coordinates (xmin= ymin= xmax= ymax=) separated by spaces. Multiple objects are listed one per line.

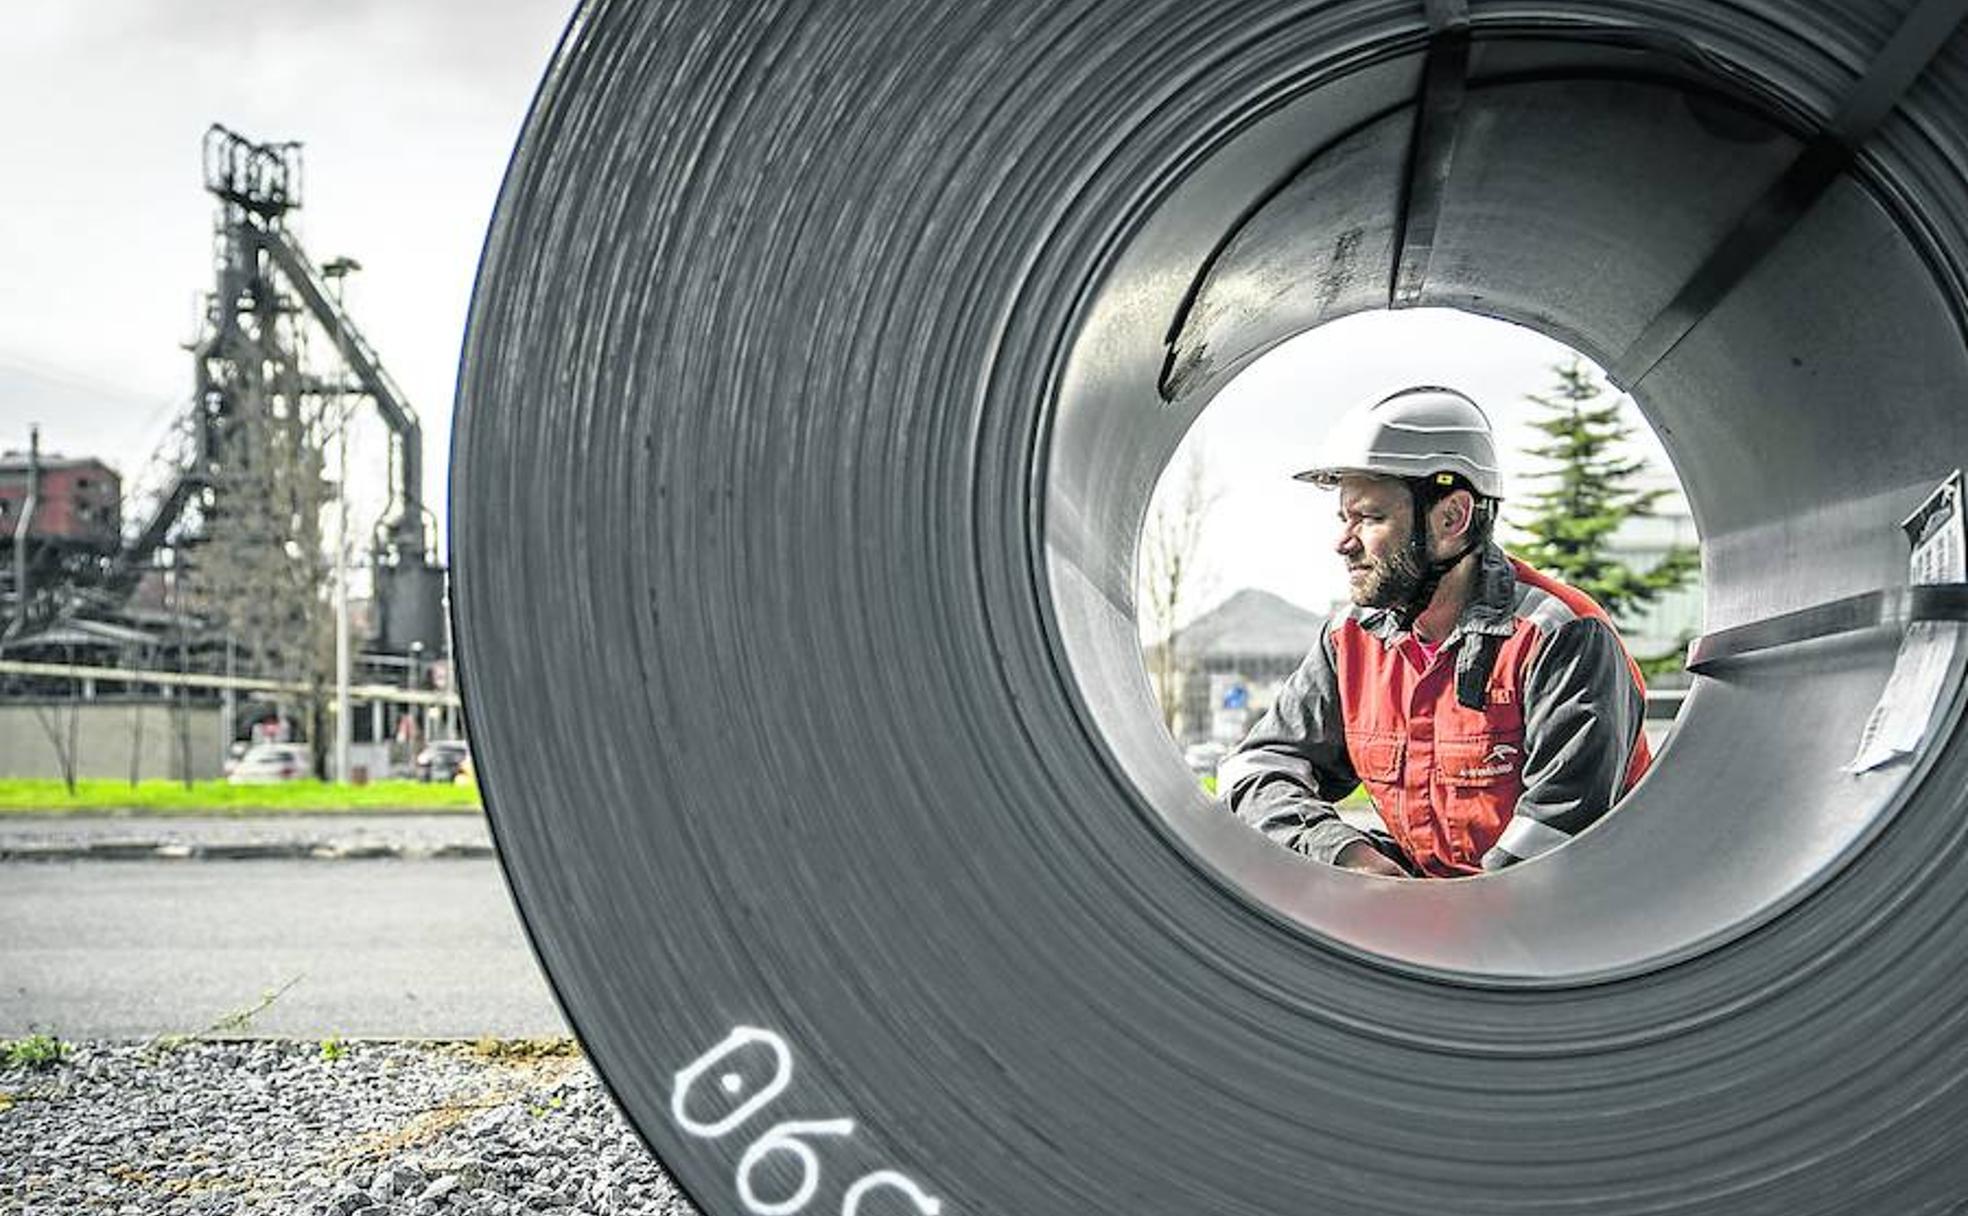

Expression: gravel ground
xmin=0 ymin=1039 xmax=696 ymax=1216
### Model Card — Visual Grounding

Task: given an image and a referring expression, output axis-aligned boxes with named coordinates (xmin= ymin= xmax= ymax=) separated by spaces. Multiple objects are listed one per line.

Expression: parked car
xmin=1183 ymin=740 xmax=1230 ymax=779
xmin=226 ymin=743 xmax=312 ymax=784
xmin=416 ymin=741 xmax=470 ymax=783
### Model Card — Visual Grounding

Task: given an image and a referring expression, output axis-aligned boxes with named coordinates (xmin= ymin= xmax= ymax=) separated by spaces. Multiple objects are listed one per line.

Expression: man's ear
xmin=1432 ymin=489 xmax=1475 ymax=542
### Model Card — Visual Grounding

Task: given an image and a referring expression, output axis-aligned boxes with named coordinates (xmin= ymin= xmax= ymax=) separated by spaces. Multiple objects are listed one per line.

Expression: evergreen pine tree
xmin=1510 ymin=358 xmax=1699 ymax=659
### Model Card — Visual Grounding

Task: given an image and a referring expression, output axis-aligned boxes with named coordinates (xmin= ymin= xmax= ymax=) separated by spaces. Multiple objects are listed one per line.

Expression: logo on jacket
xmin=1455 ymin=742 xmax=1520 ymax=780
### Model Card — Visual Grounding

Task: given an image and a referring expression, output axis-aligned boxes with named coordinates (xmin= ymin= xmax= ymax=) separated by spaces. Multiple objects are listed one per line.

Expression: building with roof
xmin=1151 ymin=588 xmax=1327 ymax=746
xmin=0 ymin=451 xmax=122 ymax=550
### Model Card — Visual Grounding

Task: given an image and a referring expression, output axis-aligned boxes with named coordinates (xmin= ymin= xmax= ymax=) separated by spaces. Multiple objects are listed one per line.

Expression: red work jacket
xmin=1333 ymin=558 xmax=1651 ymax=875
xmin=1223 ymin=546 xmax=1653 ymax=877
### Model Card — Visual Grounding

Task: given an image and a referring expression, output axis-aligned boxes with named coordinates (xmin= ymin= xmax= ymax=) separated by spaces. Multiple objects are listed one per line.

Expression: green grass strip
xmin=0 ymin=778 xmax=482 ymax=816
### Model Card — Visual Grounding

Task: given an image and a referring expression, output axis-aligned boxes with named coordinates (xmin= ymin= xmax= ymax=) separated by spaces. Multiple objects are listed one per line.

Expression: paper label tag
xmin=1846 ymin=471 xmax=1966 ymax=773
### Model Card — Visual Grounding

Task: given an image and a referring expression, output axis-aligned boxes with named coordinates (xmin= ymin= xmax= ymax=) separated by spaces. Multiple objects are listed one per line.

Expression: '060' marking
xmin=672 ymin=1026 xmax=944 ymax=1216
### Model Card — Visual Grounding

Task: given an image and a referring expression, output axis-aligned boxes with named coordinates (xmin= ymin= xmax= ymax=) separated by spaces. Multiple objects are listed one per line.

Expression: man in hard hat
xmin=1219 ymin=386 xmax=1652 ymax=878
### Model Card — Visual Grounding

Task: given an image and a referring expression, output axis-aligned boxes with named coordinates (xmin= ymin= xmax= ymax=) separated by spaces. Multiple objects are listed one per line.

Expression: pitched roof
xmin=1175 ymin=588 xmax=1326 ymax=660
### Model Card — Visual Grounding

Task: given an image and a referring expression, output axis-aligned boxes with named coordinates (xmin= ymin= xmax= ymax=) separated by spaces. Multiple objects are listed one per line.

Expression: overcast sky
xmin=0 ymin=5 xmax=1683 ymax=618
xmin=0 ymin=0 xmax=574 ymax=539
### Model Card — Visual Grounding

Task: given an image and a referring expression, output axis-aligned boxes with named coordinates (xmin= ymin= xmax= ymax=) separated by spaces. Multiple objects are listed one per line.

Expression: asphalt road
xmin=0 ymin=859 xmax=568 ymax=1039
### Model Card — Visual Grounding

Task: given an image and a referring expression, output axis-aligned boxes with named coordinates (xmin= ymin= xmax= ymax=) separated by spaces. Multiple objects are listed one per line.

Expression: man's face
xmin=1334 ymin=475 xmax=1427 ymax=609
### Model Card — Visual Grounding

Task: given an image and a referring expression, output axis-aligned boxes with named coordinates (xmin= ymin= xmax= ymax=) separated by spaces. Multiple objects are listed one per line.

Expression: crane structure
xmin=177 ymin=123 xmax=446 ymax=660
xmin=3 ymin=125 xmax=447 ymax=672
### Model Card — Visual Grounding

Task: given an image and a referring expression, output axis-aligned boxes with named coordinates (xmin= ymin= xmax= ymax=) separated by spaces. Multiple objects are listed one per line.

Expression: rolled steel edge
xmin=454 ymin=2 xmax=1968 ymax=1211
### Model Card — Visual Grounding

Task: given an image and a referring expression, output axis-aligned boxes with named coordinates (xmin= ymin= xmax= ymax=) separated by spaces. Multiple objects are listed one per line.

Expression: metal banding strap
xmin=1686 ymin=583 xmax=1968 ymax=674
xmin=1612 ymin=0 xmax=1968 ymax=387
xmin=1159 ymin=0 xmax=1471 ymax=397
xmin=1390 ymin=0 xmax=1472 ymax=307
xmin=1157 ymin=0 xmax=1472 ymax=398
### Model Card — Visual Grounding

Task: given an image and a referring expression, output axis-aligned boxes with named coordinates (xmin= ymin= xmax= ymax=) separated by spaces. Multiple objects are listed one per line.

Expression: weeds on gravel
xmin=1 ymin=1033 xmax=70 ymax=1071
xmin=325 ymin=1043 xmax=589 ymax=1177
xmin=320 ymin=1036 xmax=348 ymax=1062
xmin=145 ymin=975 xmax=304 ymax=1056
xmin=204 ymin=975 xmax=303 ymax=1035
xmin=466 ymin=1035 xmax=581 ymax=1060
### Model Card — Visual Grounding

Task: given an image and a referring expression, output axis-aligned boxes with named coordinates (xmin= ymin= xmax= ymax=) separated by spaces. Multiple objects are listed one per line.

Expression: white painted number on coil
xmin=737 ymin=1119 xmax=855 ymax=1214
xmin=842 ymin=1171 xmax=943 ymax=1216
xmin=672 ymin=1026 xmax=945 ymax=1216
xmin=672 ymin=1026 xmax=794 ymax=1138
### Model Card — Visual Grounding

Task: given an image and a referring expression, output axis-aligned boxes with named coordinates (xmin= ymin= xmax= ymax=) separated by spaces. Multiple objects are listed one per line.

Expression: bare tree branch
xmin=1138 ymin=445 xmax=1219 ymax=735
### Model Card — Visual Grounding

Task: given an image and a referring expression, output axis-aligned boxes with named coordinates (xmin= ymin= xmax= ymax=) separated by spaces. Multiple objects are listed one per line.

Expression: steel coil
xmin=454 ymin=1 xmax=1968 ymax=1211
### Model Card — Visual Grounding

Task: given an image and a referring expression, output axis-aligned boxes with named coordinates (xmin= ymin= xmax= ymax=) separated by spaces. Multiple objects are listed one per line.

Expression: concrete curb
xmin=0 ymin=840 xmax=497 ymax=863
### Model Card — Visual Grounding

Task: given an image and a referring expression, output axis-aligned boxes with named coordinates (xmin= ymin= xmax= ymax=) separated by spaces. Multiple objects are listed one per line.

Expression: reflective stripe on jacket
xmin=1220 ymin=544 xmax=1651 ymax=877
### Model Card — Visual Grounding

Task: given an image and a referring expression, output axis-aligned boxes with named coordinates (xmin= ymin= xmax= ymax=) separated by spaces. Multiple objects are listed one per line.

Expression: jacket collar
xmin=1358 ymin=542 xmax=1519 ymax=649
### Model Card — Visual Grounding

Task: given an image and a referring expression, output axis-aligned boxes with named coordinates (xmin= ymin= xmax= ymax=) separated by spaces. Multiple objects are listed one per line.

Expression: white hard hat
xmin=1293 ymin=386 xmax=1503 ymax=499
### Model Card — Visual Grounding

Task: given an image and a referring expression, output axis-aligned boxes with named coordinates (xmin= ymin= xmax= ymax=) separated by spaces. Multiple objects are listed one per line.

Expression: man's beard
xmin=1349 ymin=540 xmax=1428 ymax=609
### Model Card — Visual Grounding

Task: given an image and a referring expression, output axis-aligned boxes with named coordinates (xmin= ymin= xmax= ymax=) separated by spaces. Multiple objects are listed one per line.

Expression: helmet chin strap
xmin=1393 ymin=481 xmax=1482 ymax=634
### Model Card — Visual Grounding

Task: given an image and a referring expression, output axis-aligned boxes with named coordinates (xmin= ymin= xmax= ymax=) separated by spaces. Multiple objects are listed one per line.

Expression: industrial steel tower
xmin=164 ymin=125 xmax=447 ymax=668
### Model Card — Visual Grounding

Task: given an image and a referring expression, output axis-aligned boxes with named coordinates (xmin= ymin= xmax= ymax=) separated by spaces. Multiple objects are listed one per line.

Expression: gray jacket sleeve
xmin=1218 ymin=621 xmax=1372 ymax=865
xmin=1480 ymin=615 xmax=1643 ymax=871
